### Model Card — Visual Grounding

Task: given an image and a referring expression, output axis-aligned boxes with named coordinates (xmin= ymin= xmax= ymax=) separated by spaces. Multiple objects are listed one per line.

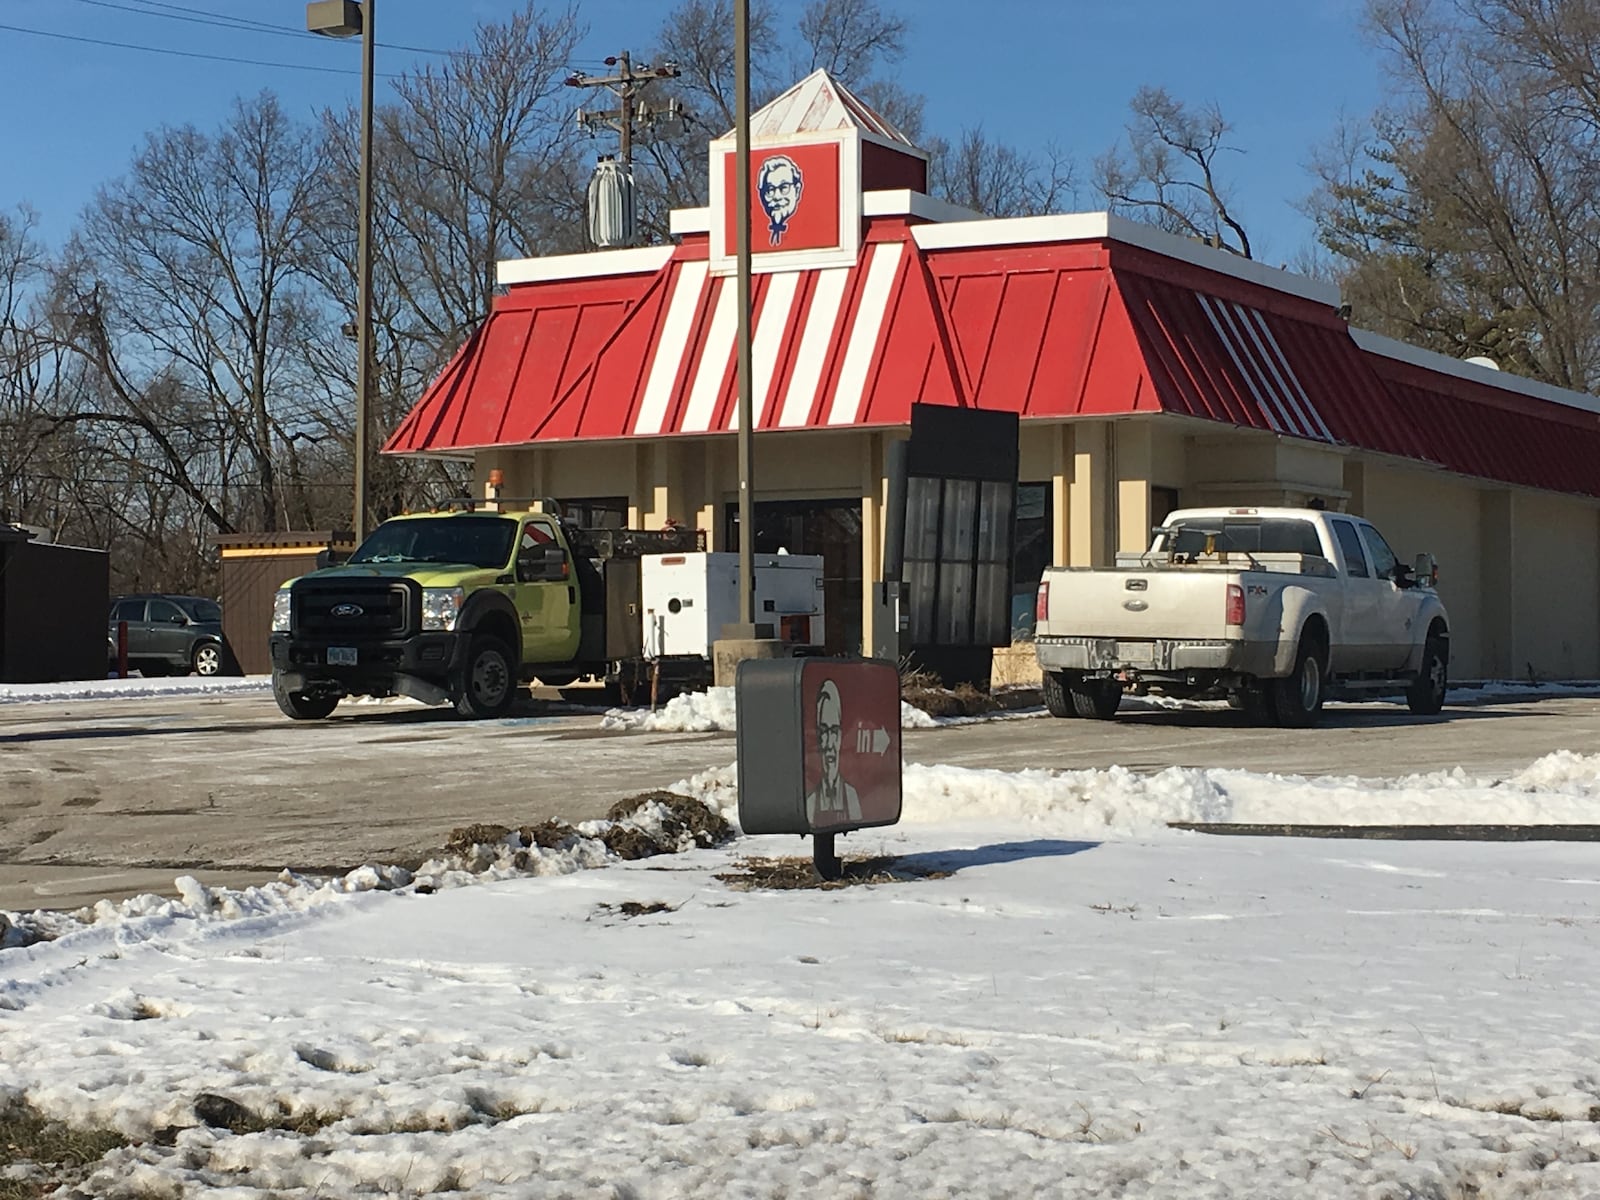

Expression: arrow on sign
xmin=853 ymin=725 xmax=893 ymax=755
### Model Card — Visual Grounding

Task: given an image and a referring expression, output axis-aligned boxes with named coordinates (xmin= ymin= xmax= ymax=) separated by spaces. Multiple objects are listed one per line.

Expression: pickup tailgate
xmin=1039 ymin=567 xmax=1238 ymax=642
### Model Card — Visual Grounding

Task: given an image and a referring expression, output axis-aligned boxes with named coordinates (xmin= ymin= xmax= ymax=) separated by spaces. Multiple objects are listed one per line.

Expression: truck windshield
xmin=1162 ymin=519 xmax=1323 ymax=557
xmin=349 ymin=516 xmax=516 ymax=569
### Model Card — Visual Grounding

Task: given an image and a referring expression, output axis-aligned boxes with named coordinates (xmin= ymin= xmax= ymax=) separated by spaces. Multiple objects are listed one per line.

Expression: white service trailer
xmin=640 ymin=552 xmax=825 ymax=658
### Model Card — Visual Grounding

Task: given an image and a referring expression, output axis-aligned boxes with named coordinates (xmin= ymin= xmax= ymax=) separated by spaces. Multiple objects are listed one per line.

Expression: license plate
xmin=327 ymin=646 xmax=358 ymax=666
xmin=1119 ymin=641 xmax=1155 ymax=665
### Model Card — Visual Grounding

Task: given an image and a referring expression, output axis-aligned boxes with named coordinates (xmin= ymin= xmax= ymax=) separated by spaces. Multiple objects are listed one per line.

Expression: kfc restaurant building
xmin=385 ymin=71 xmax=1600 ymax=680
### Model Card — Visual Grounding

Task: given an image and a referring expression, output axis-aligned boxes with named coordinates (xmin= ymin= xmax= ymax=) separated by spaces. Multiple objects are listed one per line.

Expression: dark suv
xmin=108 ymin=594 xmax=228 ymax=677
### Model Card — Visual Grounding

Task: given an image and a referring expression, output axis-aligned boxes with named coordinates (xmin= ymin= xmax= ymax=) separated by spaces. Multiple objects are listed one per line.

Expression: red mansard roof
xmin=385 ymin=211 xmax=1600 ymax=500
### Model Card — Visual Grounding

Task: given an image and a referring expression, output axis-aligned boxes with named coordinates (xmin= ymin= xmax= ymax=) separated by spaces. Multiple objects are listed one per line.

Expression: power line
xmin=74 ymin=0 xmax=316 ymax=39
xmin=0 ymin=20 xmax=402 ymax=77
xmin=74 ymin=0 xmax=619 ymax=69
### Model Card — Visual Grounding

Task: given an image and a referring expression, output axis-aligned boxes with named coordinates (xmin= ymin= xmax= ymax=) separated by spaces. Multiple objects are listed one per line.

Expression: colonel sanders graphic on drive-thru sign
xmin=757 ymin=154 xmax=803 ymax=246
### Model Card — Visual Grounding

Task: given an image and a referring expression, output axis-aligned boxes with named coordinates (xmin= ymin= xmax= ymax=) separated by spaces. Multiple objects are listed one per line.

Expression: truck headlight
xmin=421 ymin=586 xmax=465 ymax=631
xmin=271 ymin=589 xmax=292 ymax=633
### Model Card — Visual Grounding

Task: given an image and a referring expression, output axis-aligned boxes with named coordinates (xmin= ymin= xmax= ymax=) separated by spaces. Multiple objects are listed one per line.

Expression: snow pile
xmin=684 ymin=751 xmax=1600 ymax=841
xmin=0 ymin=797 xmax=728 ymax=953
xmin=600 ymin=684 xmax=978 ymax=733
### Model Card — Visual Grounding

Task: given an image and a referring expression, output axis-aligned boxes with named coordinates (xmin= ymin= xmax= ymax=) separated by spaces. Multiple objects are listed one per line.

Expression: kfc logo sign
xmin=757 ymin=154 xmax=804 ymax=245
xmin=719 ymin=140 xmax=843 ymax=259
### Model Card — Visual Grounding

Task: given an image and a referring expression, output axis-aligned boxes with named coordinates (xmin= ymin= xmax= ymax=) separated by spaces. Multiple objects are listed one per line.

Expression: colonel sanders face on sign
xmin=757 ymin=154 xmax=803 ymax=245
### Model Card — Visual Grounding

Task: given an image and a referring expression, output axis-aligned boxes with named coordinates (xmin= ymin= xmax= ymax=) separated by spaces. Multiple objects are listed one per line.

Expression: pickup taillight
xmin=1036 ymin=580 xmax=1050 ymax=624
xmin=1225 ymin=583 xmax=1246 ymax=626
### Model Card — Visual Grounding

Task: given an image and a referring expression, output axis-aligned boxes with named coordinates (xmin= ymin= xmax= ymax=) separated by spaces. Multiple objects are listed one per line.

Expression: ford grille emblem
xmin=331 ymin=603 xmax=364 ymax=618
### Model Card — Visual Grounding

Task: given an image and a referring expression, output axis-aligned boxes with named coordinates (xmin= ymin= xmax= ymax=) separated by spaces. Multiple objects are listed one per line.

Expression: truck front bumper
xmin=1035 ymin=635 xmax=1279 ymax=680
xmin=269 ymin=631 xmax=466 ymax=694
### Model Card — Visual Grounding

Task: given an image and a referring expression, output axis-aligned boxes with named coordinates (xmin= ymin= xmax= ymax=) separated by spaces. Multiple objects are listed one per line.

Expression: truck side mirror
xmin=1412 ymin=552 xmax=1438 ymax=587
xmin=517 ymin=545 xmax=568 ymax=582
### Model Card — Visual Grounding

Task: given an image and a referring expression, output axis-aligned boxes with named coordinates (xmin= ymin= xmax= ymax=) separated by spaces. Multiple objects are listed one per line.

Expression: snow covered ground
xmin=5 ymin=751 xmax=1600 ymax=1196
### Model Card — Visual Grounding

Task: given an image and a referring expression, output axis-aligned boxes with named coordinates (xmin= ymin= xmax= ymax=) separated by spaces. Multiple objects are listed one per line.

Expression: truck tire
xmin=1041 ymin=671 xmax=1076 ymax=718
xmin=272 ymin=671 xmax=339 ymax=720
xmin=1406 ymin=635 xmax=1448 ymax=716
xmin=1270 ymin=636 xmax=1326 ymax=728
xmin=1070 ymin=680 xmax=1122 ymax=720
xmin=454 ymin=634 xmax=516 ymax=720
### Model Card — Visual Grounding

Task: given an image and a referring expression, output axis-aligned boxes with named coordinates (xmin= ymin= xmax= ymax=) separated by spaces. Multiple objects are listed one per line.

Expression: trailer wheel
xmin=1041 ymin=671 xmax=1076 ymax=718
xmin=272 ymin=670 xmax=339 ymax=720
xmin=454 ymin=635 xmax=516 ymax=720
xmin=1270 ymin=636 xmax=1326 ymax=728
xmin=1406 ymin=634 xmax=1448 ymax=716
xmin=1070 ymin=680 xmax=1122 ymax=720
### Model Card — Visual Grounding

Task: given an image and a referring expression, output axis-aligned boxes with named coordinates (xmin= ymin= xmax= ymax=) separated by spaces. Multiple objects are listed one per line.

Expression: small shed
xmin=214 ymin=531 xmax=355 ymax=676
xmin=0 ymin=525 xmax=110 ymax=683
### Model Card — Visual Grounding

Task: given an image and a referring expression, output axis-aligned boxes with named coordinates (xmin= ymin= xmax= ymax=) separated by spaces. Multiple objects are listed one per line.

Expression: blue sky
xmin=0 ymin=0 xmax=1385 ymax=264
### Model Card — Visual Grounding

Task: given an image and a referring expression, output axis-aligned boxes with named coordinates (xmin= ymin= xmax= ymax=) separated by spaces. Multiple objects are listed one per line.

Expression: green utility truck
xmin=268 ymin=501 xmax=710 ymax=721
xmin=268 ymin=499 xmax=825 ymax=723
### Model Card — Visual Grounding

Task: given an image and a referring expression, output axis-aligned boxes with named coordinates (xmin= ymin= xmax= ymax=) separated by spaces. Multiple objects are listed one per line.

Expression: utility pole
xmin=566 ymin=53 xmax=685 ymax=173
xmin=566 ymin=55 xmax=685 ymax=249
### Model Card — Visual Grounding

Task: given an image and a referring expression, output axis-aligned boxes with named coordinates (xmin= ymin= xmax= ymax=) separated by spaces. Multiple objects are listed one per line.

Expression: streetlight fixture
xmin=307 ymin=0 xmax=375 ymax=538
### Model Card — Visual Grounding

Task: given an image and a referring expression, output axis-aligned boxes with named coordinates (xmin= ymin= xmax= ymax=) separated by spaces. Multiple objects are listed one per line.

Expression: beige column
xmin=1069 ymin=419 xmax=1113 ymax=566
xmin=1051 ymin=423 xmax=1072 ymax=567
xmin=1342 ymin=458 xmax=1368 ymax=516
xmin=1114 ymin=420 xmax=1153 ymax=554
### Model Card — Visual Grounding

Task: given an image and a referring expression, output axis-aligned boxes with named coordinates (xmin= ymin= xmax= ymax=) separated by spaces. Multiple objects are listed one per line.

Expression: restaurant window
xmin=1011 ymin=482 xmax=1051 ymax=641
xmin=558 ymin=496 xmax=628 ymax=530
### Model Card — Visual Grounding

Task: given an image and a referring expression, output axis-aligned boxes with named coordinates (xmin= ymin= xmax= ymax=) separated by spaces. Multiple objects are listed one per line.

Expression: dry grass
xmin=442 ymin=793 xmax=733 ymax=865
xmin=0 ymin=1100 xmax=126 ymax=1200
xmin=715 ymin=854 xmax=950 ymax=891
xmin=899 ymin=668 xmax=1000 ymax=718
xmin=990 ymin=642 xmax=1043 ymax=688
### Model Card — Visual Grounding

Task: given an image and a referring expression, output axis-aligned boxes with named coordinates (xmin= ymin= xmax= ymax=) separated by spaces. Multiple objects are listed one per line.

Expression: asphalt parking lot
xmin=3 ymin=690 xmax=1598 ymax=912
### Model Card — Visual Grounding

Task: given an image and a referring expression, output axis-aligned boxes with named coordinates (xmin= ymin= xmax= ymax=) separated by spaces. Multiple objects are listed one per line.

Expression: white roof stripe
xmin=1250 ymin=312 xmax=1335 ymax=442
xmin=1196 ymin=293 xmax=1283 ymax=433
xmin=778 ymin=267 xmax=849 ymax=428
xmin=1232 ymin=302 xmax=1319 ymax=440
xmin=680 ymin=276 xmax=739 ymax=434
xmin=826 ymin=241 xmax=903 ymax=426
xmin=729 ymin=271 xmax=800 ymax=431
xmin=631 ymin=261 xmax=707 ymax=436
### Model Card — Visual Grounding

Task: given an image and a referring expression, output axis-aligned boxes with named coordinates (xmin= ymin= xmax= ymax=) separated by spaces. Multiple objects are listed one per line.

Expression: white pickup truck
xmin=1033 ymin=507 xmax=1450 ymax=727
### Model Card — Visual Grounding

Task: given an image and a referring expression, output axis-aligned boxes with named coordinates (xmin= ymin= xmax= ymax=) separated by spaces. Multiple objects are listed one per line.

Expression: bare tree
xmin=797 ymin=0 xmax=908 ymax=82
xmin=1096 ymin=86 xmax=1254 ymax=258
xmin=60 ymin=92 xmax=328 ymax=533
xmin=928 ymin=127 xmax=1075 ymax=217
xmin=1309 ymin=0 xmax=1600 ymax=388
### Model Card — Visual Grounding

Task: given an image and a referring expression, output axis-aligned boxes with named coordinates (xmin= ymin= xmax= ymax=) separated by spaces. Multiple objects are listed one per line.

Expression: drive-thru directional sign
xmin=735 ymin=657 xmax=903 ymax=878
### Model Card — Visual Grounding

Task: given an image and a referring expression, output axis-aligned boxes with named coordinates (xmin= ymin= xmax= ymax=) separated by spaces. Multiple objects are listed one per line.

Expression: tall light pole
xmin=307 ymin=0 xmax=375 ymax=538
xmin=734 ymin=0 xmax=755 ymax=630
